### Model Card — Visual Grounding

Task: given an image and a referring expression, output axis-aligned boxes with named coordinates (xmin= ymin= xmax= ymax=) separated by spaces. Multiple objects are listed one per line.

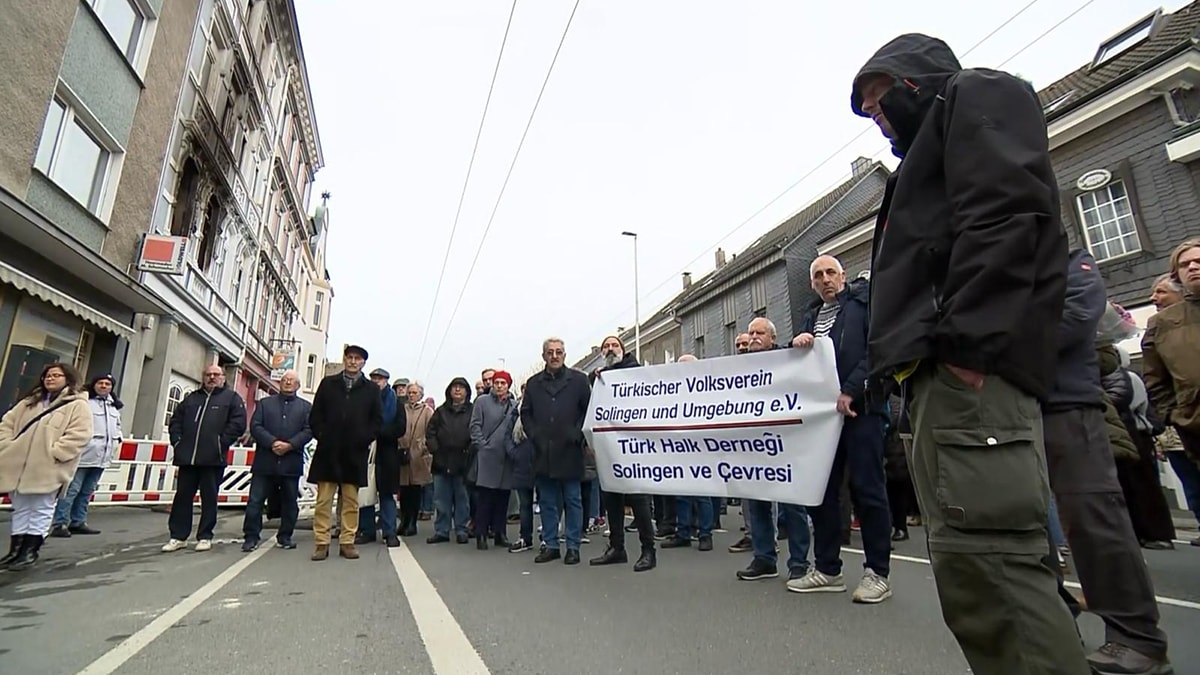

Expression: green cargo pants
xmin=907 ymin=363 xmax=1090 ymax=675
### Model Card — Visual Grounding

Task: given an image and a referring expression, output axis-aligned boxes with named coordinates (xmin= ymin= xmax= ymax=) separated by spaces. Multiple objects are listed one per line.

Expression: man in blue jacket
xmin=243 ymin=370 xmax=312 ymax=551
xmin=1041 ymin=250 xmax=1170 ymax=675
xmin=788 ymin=255 xmax=891 ymax=604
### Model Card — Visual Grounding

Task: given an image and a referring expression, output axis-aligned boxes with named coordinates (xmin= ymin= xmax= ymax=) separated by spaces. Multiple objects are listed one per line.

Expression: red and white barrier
xmin=1 ymin=438 xmax=318 ymax=513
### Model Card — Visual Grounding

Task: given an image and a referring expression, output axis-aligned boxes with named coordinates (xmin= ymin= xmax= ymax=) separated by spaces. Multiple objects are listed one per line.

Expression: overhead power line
xmin=423 ymin=0 xmax=583 ymax=378
xmin=415 ymin=0 xmax=519 ymax=373
xmin=580 ymin=0 xmax=1098 ymax=344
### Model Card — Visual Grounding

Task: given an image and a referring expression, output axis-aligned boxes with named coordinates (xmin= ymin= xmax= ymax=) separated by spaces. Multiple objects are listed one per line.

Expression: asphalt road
xmin=0 ymin=507 xmax=1197 ymax=675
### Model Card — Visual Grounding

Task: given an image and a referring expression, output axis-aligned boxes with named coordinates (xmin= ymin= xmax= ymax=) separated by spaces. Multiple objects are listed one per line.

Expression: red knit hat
xmin=491 ymin=370 xmax=513 ymax=386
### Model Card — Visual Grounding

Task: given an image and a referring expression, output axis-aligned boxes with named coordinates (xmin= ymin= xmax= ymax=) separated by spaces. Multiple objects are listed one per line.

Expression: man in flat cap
xmin=307 ymin=344 xmax=382 ymax=561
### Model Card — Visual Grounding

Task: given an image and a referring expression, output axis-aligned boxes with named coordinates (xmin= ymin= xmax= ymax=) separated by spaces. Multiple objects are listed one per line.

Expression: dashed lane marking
xmin=842 ymin=546 xmax=1200 ymax=611
xmin=388 ymin=539 xmax=491 ymax=674
xmin=75 ymin=542 xmax=272 ymax=675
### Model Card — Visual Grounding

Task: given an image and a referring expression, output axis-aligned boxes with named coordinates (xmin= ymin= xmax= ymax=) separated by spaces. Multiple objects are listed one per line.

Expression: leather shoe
xmin=589 ymin=547 xmax=628 ymax=566
xmin=311 ymin=544 xmax=329 ymax=561
xmin=339 ymin=544 xmax=359 ymax=559
xmin=634 ymin=549 xmax=656 ymax=572
xmin=563 ymin=548 xmax=581 ymax=565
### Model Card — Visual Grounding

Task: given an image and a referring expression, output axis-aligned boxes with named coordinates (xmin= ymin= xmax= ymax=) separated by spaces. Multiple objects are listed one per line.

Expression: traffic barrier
xmin=0 ymin=438 xmax=320 ymax=516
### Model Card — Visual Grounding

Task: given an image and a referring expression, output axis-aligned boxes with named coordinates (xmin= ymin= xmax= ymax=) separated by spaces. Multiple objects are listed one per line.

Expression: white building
xmin=295 ymin=195 xmax=333 ymax=400
xmin=121 ymin=0 xmax=326 ymax=438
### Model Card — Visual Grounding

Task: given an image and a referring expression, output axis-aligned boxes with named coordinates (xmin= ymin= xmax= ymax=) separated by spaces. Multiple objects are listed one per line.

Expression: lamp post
xmin=621 ymin=231 xmax=640 ymax=362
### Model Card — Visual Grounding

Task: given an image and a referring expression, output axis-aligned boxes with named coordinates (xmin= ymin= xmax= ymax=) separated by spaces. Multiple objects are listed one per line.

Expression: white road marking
xmin=842 ymin=546 xmax=1200 ymax=611
xmin=75 ymin=544 xmax=272 ymax=675
xmin=389 ymin=540 xmax=491 ymax=675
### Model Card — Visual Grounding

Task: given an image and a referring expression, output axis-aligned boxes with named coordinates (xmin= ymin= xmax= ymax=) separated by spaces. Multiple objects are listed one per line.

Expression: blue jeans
xmin=748 ymin=499 xmax=810 ymax=574
xmin=676 ymin=496 xmax=714 ymax=539
xmin=421 ymin=483 xmax=434 ymax=513
xmin=808 ymin=413 xmax=892 ymax=577
xmin=1047 ymin=493 xmax=1067 ymax=548
xmin=517 ymin=488 xmax=535 ymax=542
xmin=358 ymin=492 xmax=398 ymax=538
xmin=243 ymin=473 xmax=301 ymax=542
xmin=536 ymin=476 xmax=582 ymax=550
xmin=433 ymin=473 xmax=470 ymax=537
xmin=52 ymin=466 xmax=105 ymax=527
xmin=1167 ymin=451 xmax=1200 ymax=525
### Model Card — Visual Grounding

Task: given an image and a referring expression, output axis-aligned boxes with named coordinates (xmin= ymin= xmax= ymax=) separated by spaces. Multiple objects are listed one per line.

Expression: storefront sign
xmin=137 ymin=235 xmax=188 ymax=274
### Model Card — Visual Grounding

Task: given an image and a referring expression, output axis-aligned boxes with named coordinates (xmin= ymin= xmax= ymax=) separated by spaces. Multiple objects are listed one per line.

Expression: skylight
xmin=1043 ymin=90 xmax=1077 ymax=114
xmin=1092 ymin=10 xmax=1161 ymax=68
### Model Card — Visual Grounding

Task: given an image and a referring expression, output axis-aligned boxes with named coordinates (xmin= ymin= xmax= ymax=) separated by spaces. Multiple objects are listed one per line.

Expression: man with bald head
xmin=790 ymin=255 xmax=892 ymax=604
xmin=243 ymin=369 xmax=313 ymax=551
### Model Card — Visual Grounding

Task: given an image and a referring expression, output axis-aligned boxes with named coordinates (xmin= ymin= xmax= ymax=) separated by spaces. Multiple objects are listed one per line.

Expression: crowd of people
xmin=0 ymin=32 xmax=1198 ymax=675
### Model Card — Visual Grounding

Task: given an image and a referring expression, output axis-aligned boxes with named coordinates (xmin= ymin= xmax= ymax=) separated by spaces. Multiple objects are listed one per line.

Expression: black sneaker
xmin=661 ymin=536 xmax=691 ymax=549
xmin=385 ymin=534 xmax=401 ymax=547
xmin=241 ymin=538 xmax=260 ymax=553
xmin=509 ymin=537 xmax=533 ymax=553
xmin=736 ymin=558 xmax=779 ymax=581
xmin=427 ymin=534 xmax=450 ymax=544
xmin=276 ymin=538 xmax=296 ymax=550
xmin=698 ymin=536 xmax=713 ymax=552
xmin=69 ymin=523 xmax=101 ymax=535
xmin=456 ymin=533 xmax=470 ymax=545
xmin=654 ymin=527 xmax=676 ymax=540
xmin=727 ymin=535 xmax=753 ymax=553
xmin=563 ymin=549 xmax=581 ymax=565
xmin=49 ymin=525 xmax=71 ymax=538
xmin=788 ymin=567 xmax=807 ymax=582
xmin=534 ymin=548 xmax=561 ymax=563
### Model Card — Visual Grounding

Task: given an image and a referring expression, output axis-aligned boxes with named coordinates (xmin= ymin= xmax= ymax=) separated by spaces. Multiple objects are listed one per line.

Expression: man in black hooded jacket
xmin=587 ymin=335 xmax=656 ymax=572
xmin=851 ymin=35 xmax=1089 ymax=674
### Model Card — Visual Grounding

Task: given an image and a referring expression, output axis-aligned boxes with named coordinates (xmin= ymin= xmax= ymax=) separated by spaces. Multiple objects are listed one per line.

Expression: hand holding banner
xmin=584 ymin=341 xmax=844 ymax=506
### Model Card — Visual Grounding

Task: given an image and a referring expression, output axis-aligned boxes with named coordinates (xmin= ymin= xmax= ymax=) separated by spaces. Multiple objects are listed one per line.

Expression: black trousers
xmin=475 ymin=486 xmax=509 ymax=538
xmin=243 ymin=473 xmax=300 ymax=542
xmin=1044 ymin=407 xmax=1168 ymax=658
xmin=398 ymin=485 xmax=423 ymax=532
xmin=887 ymin=478 xmax=914 ymax=531
xmin=168 ymin=466 xmax=222 ymax=541
xmin=604 ymin=491 xmax=655 ymax=552
xmin=652 ymin=495 xmax=675 ymax=530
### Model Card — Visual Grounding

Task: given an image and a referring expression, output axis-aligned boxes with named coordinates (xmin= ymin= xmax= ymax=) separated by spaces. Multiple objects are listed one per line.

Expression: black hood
xmin=444 ymin=377 xmax=473 ymax=404
xmin=850 ymin=34 xmax=962 ymax=158
xmin=805 ymin=275 xmax=870 ymax=313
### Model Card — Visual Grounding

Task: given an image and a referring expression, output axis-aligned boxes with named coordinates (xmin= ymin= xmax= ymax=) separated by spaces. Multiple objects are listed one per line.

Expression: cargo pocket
xmin=931 ymin=427 xmax=1047 ymax=533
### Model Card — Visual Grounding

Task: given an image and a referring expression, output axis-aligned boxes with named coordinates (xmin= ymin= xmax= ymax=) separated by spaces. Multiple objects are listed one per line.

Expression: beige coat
xmin=400 ymin=402 xmax=433 ymax=486
xmin=0 ymin=391 xmax=92 ymax=494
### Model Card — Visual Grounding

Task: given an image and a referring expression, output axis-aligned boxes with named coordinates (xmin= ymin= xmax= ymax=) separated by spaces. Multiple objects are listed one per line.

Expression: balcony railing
xmin=182 ymin=261 xmax=247 ymax=340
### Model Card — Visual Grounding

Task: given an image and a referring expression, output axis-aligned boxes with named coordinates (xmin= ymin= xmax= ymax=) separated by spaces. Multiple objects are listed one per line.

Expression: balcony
xmin=184 ymin=85 xmax=263 ymax=248
xmin=1165 ymin=120 xmax=1200 ymax=164
xmin=181 ymin=261 xmax=247 ymax=340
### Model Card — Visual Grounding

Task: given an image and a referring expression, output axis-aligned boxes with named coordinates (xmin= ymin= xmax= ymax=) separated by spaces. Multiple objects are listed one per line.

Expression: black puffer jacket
xmin=426 ymin=377 xmax=474 ymax=476
xmin=168 ymin=386 xmax=247 ymax=467
xmin=853 ymin=34 xmax=1067 ymax=401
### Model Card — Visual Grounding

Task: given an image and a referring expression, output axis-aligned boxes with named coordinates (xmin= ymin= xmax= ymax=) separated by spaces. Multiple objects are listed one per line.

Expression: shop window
xmin=0 ymin=299 xmax=84 ymax=409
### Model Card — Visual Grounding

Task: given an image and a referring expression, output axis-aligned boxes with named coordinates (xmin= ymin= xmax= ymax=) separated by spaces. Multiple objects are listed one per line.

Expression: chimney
xmin=714 ymin=247 xmax=727 ymax=269
xmin=682 ymin=272 xmax=692 ymax=288
xmin=851 ymin=156 xmax=873 ymax=178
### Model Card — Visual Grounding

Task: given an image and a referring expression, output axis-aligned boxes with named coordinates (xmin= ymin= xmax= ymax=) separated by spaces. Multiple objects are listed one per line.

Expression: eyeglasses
xmin=43 ymin=373 xmax=65 ymax=380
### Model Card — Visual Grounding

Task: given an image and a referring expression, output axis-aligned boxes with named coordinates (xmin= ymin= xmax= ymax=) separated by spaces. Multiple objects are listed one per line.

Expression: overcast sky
xmin=293 ymin=0 xmax=1179 ymax=393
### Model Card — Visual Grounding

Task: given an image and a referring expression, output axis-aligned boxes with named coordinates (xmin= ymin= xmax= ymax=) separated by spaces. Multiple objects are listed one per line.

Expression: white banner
xmin=583 ymin=342 xmax=844 ymax=506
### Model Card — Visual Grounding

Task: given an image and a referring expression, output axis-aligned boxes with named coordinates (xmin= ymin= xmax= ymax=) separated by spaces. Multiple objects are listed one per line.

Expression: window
xmin=694 ymin=336 xmax=706 ymax=359
xmin=196 ymin=196 xmax=225 ymax=271
xmin=313 ymin=290 xmax=324 ymax=327
xmin=721 ymin=294 xmax=735 ymax=325
xmin=725 ymin=323 xmax=737 ymax=355
xmin=34 ymin=97 xmax=112 ymax=213
xmin=751 ymin=276 xmax=767 ymax=313
xmin=171 ymin=157 xmax=200 ymax=237
xmin=1077 ymin=180 xmax=1142 ymax=262
xmin=163 ymin=383 xmax=183 ymax=431
xmin=90 ymin=0 xmax=145 ymax=62
xmin=1093 ymin=13 xmax=1157 ymax=68
xmin=306 ymin=354 xmax=316 ymax=390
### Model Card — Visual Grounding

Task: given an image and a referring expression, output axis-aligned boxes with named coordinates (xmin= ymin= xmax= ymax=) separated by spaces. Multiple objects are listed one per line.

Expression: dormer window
xmin=1092 ymin=9 xmax=1162 ymax=68
xmin=1044 ymin=90 xmax=1076 ymax=114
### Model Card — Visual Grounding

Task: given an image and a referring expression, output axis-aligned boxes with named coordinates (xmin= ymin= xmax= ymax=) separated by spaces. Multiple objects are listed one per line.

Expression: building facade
xmin=0 ymin=0 xmax=190 ymax=411
xmin=1038 ymin=0 xmax=1200 ymax=359
xmin=113 ymin=0 xmax=327 ymax=437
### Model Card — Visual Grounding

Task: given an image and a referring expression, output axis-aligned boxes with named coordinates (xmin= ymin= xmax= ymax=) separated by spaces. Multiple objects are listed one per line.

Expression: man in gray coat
xmin=243 ymin=370 xmax=312 ymax=551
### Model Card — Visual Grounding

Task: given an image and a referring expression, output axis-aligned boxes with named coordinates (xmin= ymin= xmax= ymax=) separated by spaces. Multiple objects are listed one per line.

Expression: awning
xmin=0 ymin=261 xmax=135 ymax=340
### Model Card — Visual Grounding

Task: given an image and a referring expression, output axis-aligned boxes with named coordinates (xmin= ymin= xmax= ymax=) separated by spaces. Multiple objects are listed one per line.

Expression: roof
xmin=675 ymin=161 xmax=888 ymax=310
xmin=1038 ymin=1 xmax=1200 ymax=118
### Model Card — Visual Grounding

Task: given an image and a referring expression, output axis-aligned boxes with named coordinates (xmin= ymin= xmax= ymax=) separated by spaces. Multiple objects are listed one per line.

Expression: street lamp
xmin=497 ymin=357 xmax=506 ymax=369
xmin=621 ymin=231 xmax=640 ymax=362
